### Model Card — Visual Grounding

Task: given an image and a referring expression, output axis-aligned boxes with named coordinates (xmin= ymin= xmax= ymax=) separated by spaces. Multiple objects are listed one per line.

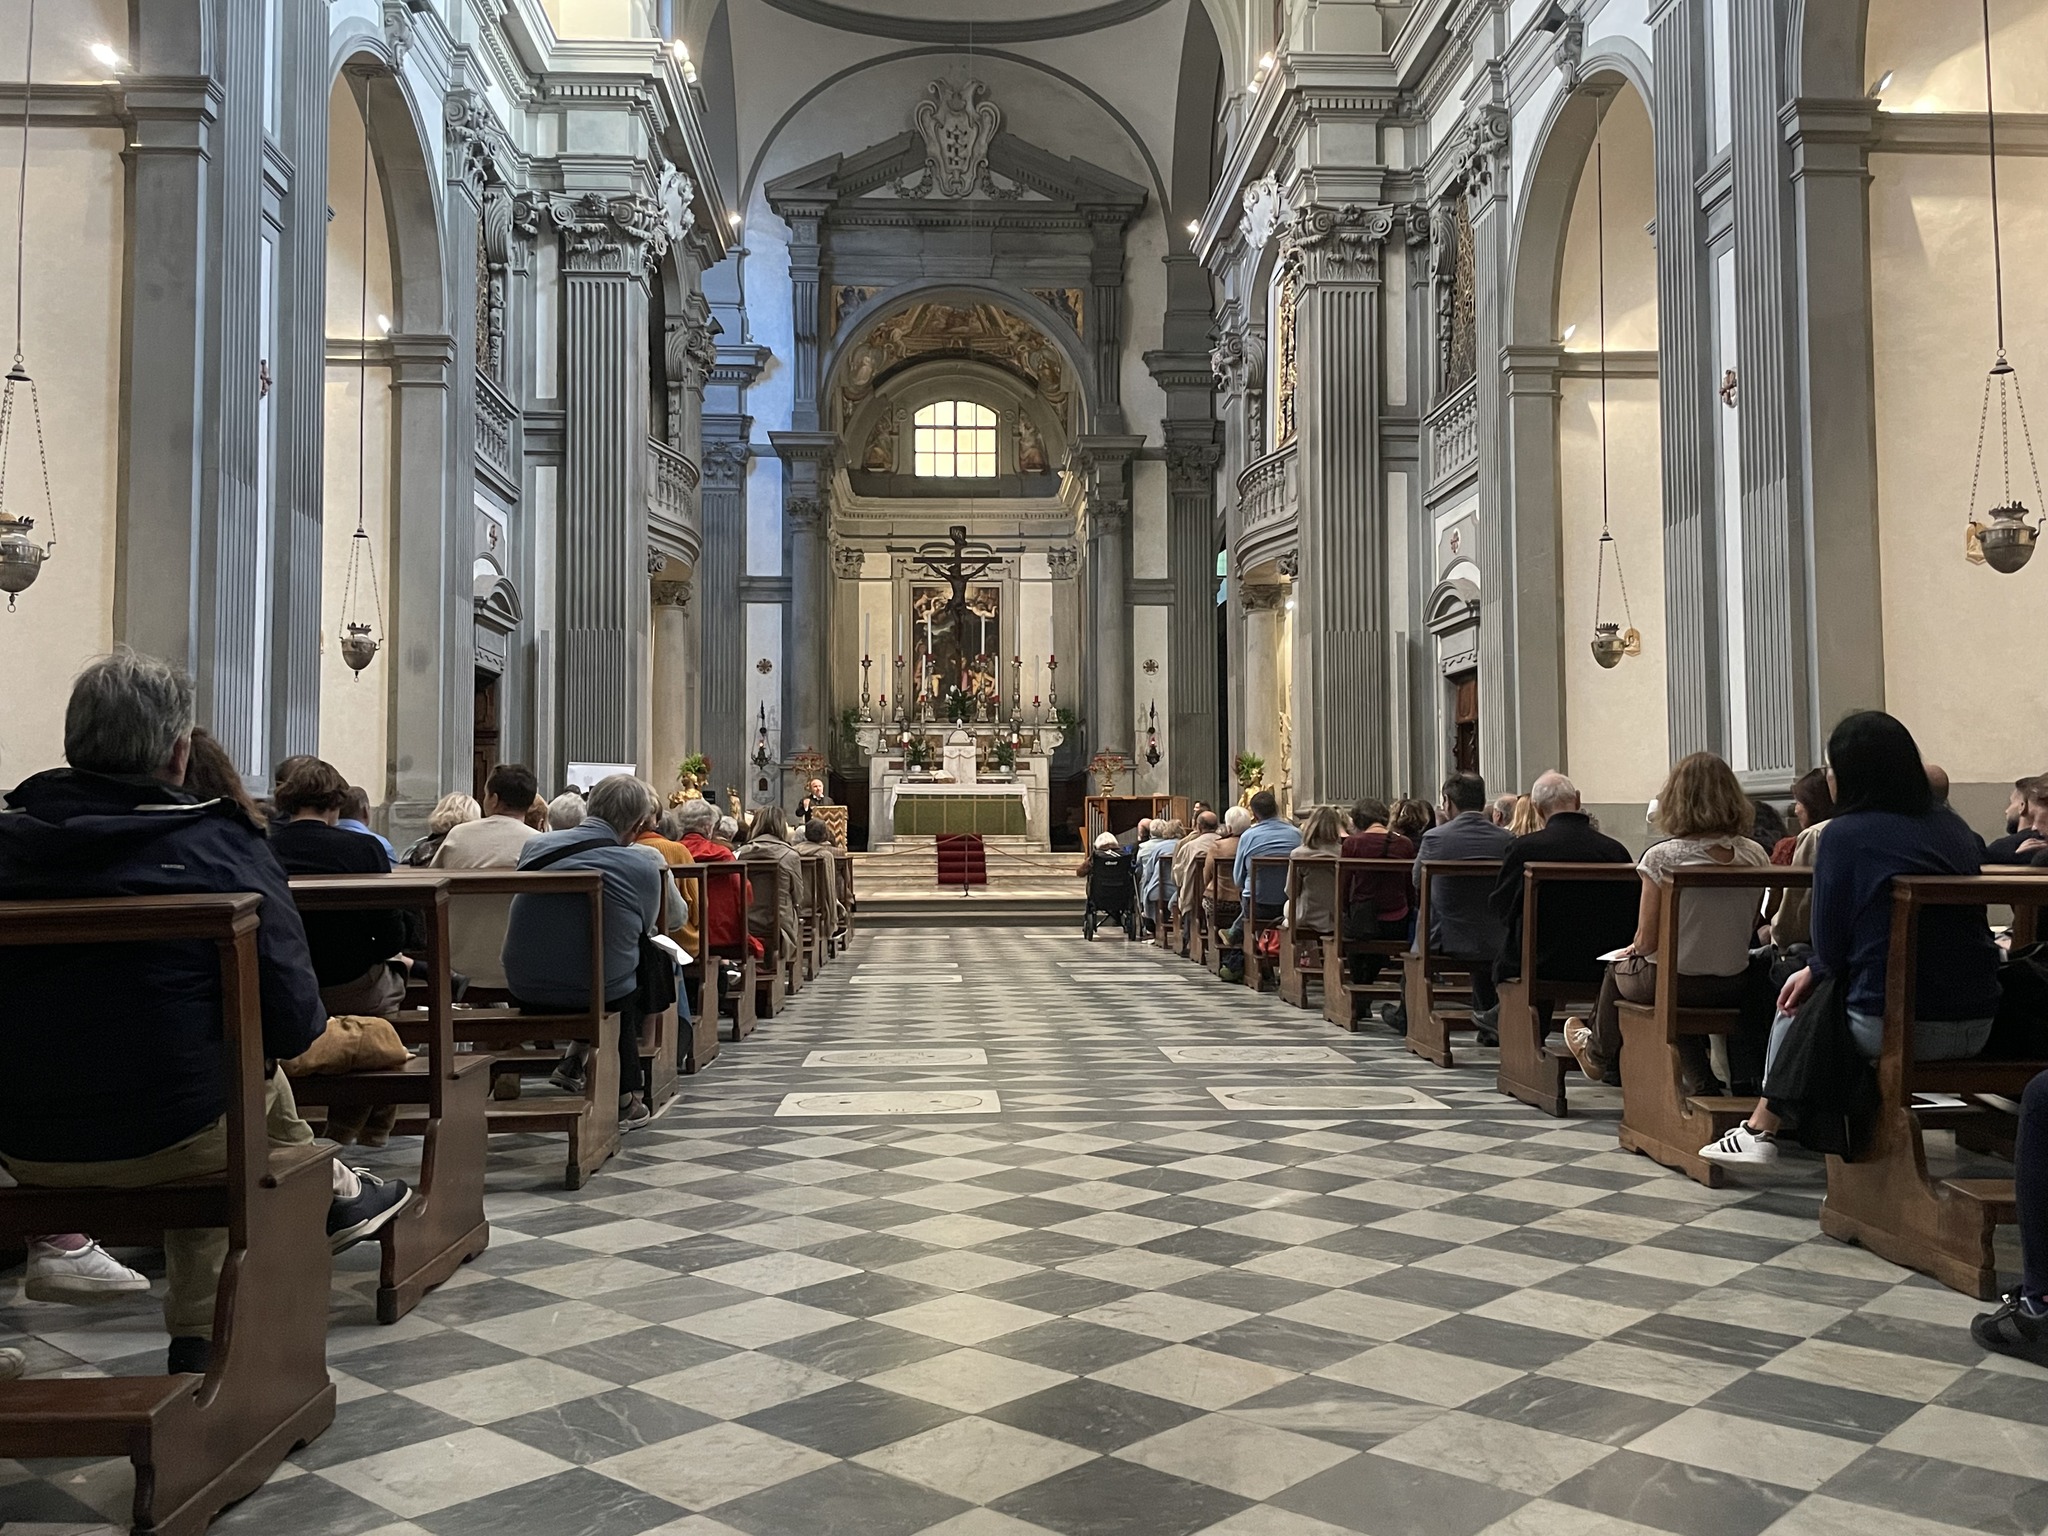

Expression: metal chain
xmin=2011 ymin=369 xmax=2046 ymax=511
xmin=12 ymin=0 xmax=32 ymax=365
xmin=1967 ymin=368 xmax=1995 ymax=521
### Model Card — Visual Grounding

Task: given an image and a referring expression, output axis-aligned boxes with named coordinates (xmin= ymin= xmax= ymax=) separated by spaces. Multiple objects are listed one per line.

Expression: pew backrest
xmin=1518 ymin=862 xmax=1643 ymax=994
xmin=1649 ymin=866 xmax=1809 ymax=1030
xmin=420 ymin=868 xmax=606 ymax=1024
xmin=1886 ymin=874 xmax=2048 ymax=1099
xmin=1414 ymin=859 xmax=1504 ymax=963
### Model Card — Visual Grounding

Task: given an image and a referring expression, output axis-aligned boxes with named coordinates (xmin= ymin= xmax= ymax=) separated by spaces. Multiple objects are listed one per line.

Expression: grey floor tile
xmin=491 ymin=1386 xmax=717 ymax=1463
xmin=293 ymin=1392 xmax=477 ymax=1472
xmin=1186 ymin=1315 xmax=1369 ymax=1373
xmin=979 ymin=1317 xmax=1169 ymax=1374
xmin=1396 ymin=1314 xmax=1589 ymax=1371
xmin=1271 ymin=1452 xmax=1526 ymax=1535
xmin=737 ymin=1379 xmax=962 ymax=1457
xmin=983 ymin=1376 xmax=1207 ymax=1450
xmin=1701 ymin=1369 xmax=1921 ymax=1443
xmin=757 ymin=1317 xmax=959 ymax=1377
xmin=208 ymin=1470 xmax=402 ymax=1536
xmin=545 ymin=1322 xmax=739 ymax=1385
xmin=339 ymin=1330 xmax=527 ymax=1391
xmin=1461 ymin=1373 xmax=1684 ymax=1446
xmin=1815 ymin=1446 xmax=2048 ymax=1536
xmin=991 ymin=1453 xmax=1252 ymax=1536
xmin=716 ymin=1460 xmax=973 ymax=1536
xmin=1545 ymin=1448 xmax=1802 ymax=1536
xmin=415 ymin=1466 xmax=686 ymax=1536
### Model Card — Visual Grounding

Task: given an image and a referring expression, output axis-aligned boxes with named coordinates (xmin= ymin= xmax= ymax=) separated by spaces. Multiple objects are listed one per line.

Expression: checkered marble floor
xmin=6 ymin=927 xmax=2048 ymax=1536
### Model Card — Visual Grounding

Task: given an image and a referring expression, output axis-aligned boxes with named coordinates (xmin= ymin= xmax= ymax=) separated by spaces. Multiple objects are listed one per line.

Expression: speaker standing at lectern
xmin=797 ymin=777 xmax=833 ymax=820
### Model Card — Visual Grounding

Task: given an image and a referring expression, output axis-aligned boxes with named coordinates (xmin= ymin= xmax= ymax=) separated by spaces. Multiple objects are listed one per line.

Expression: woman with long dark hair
xmin=1702 ymin=711 xmax=2001 ymax=1169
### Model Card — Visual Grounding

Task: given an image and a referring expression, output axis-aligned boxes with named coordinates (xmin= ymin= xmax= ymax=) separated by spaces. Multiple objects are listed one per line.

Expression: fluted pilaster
xmin=699 ymin=425 xmax=751 ymax=794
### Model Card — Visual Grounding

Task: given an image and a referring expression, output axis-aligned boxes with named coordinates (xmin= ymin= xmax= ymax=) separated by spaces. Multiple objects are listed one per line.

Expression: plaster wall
xmin=0 ymin=3 xmax=125 ymax=80
xmin=1558 ymin=376 xmax=1665 ymax=803
xmin=320 ymin=90 xmax=401 ymax=795
xmin=1133 ymin=602 xmax=1169 ymax=789
xmin=1869 ymin=150 xmax=2048 ymax=781
xmin=1133 ymin=459 xmax=1167 ymax=579
xmin=538 ymin=0 xmax=659 ymax=38
xmin=0 ymin=123 xmax=124 ymax=783
xmin=1555 ymin=87 xmax=1655 ymax=356
xmin=1867 ymin=0 xmax=2048 ymax=115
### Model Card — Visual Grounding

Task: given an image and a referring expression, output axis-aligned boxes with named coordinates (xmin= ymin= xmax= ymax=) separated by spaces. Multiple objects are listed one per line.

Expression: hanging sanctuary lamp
xmin=0 ymin=0 xmax=58 ymax=611
xmin=339 ymin=82 xmax=385 ymax=671
xmin=1585 ymin=139 xmax=1640 ymax=669
xmin=1965 ymin=0 xmax=2040 ymax=574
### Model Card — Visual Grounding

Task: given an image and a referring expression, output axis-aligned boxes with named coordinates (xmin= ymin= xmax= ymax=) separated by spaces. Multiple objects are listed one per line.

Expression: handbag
xmin=522 ymin=834 xmax=677 ymax=1015
xmin=283 ymin=1014 xmax=413 ymax=1077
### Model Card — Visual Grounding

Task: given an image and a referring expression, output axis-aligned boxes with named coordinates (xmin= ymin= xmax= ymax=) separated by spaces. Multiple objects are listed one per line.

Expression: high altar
xmin=859 ymin=720 xmax=1063 ymax=847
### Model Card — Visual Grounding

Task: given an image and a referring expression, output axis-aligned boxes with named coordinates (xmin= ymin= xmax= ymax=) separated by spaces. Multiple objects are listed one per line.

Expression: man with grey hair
xmin=1487 ymin=770 xmax=1635 ymax=1007
xmin=505 ymin=774 xmax=675 ymax=1130
xmin=1172 ymin=809 xmax=1225 ymax=953
xmin=0 ymin=650 xmax=409 ymax=1373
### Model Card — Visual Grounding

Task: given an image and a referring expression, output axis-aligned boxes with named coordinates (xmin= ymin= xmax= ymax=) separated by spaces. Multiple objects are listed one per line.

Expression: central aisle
xmin=123 ymin=930 xmax=2044 ymax=1532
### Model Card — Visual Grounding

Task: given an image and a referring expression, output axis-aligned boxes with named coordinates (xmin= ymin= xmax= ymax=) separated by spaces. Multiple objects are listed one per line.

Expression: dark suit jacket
xmin=1488 ymin=811 xmax=1636 ymax=983
xmin=1413 ymin=811 xmax=1513 ymax=957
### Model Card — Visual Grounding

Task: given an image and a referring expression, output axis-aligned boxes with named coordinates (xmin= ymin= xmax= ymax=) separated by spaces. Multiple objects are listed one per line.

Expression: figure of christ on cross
xmin=899 ymin=524 xmax=1018 ymax=701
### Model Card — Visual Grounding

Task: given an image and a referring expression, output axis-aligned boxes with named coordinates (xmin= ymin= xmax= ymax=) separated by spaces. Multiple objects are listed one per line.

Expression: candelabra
xmin=859 ymin=652 xmax=873 ymax=720
xmin=893 ymin=653 xmax=905 ymax=721
xmin=1046 ymin=652 xmax=1058 ymax=713
xmin=1010 ymin=655 xmax=1022 ymax=722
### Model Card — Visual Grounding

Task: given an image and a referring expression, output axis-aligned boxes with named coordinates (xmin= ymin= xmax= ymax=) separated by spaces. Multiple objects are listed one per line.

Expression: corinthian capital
xmin=545 ymin=190 xmax=674 ymax=278
xmin=1283 ymin=203 xmax=1399 ymax=284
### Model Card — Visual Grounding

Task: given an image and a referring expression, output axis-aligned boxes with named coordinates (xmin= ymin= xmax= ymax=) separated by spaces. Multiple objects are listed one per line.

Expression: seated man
xmin=1987 ymin=775 xmax=2048 ymax=865
xmin=1227 ymin=790 xmax=1301 ymax=943
xmin=1409 ymin=771 xmax=1513 ymax=1040
xmin=1488 ymin=771 xmax=1635 ymax=1026
xmin=270 ymin=761 xmax=410 ymax=1021
xmin=504 ymin=775 xmax=675 ymax=1131
xmin=0 ymin=652 xmax=408 ymax=1373
xmin=337 ymin=784 xmax=397 ymax=868
xmin=799 ymin=818 xmax=845 ymax=935
xmin=432 ymin=761 xmax=541 ymax=990
xmin=1172 ymin=811 xmax=1223 ymax=953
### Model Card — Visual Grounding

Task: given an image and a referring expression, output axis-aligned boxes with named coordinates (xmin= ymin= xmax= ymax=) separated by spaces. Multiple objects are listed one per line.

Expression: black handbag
xmin=1760 ymin=970 xmax=1879 ymax=1159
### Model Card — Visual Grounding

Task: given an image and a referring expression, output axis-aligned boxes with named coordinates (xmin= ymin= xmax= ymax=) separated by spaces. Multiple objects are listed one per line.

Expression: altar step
xmin=851 ymin=837 xmax=1085 ymax=928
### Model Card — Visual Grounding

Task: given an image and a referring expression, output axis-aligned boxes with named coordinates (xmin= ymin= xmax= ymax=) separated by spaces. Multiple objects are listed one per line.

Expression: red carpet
xmin=936 ymin=833 xmax=987 ymax=888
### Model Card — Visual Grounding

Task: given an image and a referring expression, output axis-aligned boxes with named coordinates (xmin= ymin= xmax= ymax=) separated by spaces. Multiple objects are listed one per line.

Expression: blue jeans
xmin=1763 ymin=1008 xmax=1994 ymax=1080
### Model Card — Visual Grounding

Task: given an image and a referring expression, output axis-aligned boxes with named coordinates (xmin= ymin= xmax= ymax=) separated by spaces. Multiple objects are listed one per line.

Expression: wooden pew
xmin=1495 ymin=863 xmax=1642 ymax=1116
xmin=1403 ymin=859 xmax=1500 ymax=1067
xmin=1820 ymin=873 xmax=2048 ymax=1298
xmin=430 ymin=869 xmax=620 ymax=1190
xmin=834 ymin=849 xmax=857 ymax=952
xmin=1318 ymin=857 xmax=1414 ymax=1030
xmin=797 ymin=856 xmax=827 ymax=982
xmin=1614 ymin=865 xmax=1803 ymax=1187
xmin=287 ymin=873 xmax=489 ymax=1322
xmin=1278 ymin=856 xmax=1335 ymax=1010
xmin=667 ymin=865 xmax=720 ymax=1076
xmin=700 ymin=861 xmax=760 ymax=1040
xmin=1183 ymin=853 xmax=1209 ymax=966
xmin=1206 ymin=853 xmax=1243 ymax=977
xmin=750 ymin=856 xmax=791 ymax=1018
xmin=1241 ymin=855 xmax=1291 ymax=992
xmin=0 ymin=894 xmax=336 ymax=1536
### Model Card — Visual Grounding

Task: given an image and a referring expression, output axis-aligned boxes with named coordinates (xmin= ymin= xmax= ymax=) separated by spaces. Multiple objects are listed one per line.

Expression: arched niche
xmin=1863 ymin=0 xmax=2048 ymax=783
xmin=319 ymin=50 xmax=449 ymax=804
xmin=1506 ymin=73 xmax=1667 ymax=807
xmin=843 ymin=358 xmax=1067 ymax=492
xmin=823 ymin=285 xmax=1093 ymax=441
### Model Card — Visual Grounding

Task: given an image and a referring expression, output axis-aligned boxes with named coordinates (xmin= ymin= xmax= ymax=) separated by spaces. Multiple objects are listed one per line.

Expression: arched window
xmin=913 ymin=400 xmax=997 ymax=477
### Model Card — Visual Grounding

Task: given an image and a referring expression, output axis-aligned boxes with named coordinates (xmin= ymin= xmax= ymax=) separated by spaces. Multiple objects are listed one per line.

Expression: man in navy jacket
xmin=0 ymin=651 xmax=408 ymax=1373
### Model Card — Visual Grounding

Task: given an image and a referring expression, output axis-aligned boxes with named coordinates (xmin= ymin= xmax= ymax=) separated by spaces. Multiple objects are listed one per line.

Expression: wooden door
xmin=473 ymin=672 xmax=500 ymax=803
xmin=1450 ymin=669 xmax=1478 ymax=776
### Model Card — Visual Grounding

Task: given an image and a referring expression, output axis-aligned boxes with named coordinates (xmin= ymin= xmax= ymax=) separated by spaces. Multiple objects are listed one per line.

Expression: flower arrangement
xmin=1234 ymin=751 xmax=1266 ymax=790
xmin=679 ymin=752 xmax=710 ymax=780
xmin=943 ymin=687 xmax=976 ymax=725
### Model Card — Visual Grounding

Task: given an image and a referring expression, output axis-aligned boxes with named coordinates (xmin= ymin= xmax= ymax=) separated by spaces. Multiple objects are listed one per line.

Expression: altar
xmin=862 ymin=722 xmax=1061 ymax=849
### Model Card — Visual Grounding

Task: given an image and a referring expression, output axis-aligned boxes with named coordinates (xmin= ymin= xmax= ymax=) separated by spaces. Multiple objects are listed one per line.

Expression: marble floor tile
xmin=316 ymin=1427 xmax=572 ymax=1519
xmin=594 ymin=1421 xmax=837 ymax=1511
xmin=1088 ymin=1343 xmax=1298 ymax=1410
xmin=633 ymin=1350 xmax=843 ymax=1418
xmin=1626 ymin=1407 xmax=1866 ymax=1492
xmin=855 ymin=1415 xmax=1097 ymax=1503
xmin=865 ymin=1346 xmax=1075 ymax=1414
xmin=877 ymin=1293 xmax=1056 ymax=1346
xmin=1369 ymin=1411 xmax=1614 ymax=1497
xmin=1114 ymin=1413 xmax=1356 ymax=1500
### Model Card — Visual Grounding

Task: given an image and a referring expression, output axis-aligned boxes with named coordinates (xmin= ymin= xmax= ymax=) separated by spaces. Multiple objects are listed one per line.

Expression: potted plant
xmin=1234 ymin=751 xmax=1266 ymax=793
xmin=902 ymin=735 xmax=933 ymax=774
xmin=943 ymin=687 xmax=976 ymax=726
xmin=989 ymin=735 xmax=1017 ymax=778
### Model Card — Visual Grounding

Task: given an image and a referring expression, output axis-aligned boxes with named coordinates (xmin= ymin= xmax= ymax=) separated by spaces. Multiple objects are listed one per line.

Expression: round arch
xmin=822 ymin=282 xmax=1097 ymax=435
xmin=326 ymin=41 xmax=449 ymax=339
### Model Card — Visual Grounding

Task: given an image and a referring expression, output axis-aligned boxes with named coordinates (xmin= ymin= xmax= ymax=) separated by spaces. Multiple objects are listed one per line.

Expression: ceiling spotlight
xmin=89 ymin=42 xmax=123 ymax=69
xmin=1186 ymin=219 xmax=1200 ymax=237
xmin=727 ymin=211 xmax=742 ymax=228
xmin=1561 ymin=324 xmax=1576 ymax=343
xmin=375 ymin=314 xmax=392 ymax=335
xmin=1867 ymin=69 xmax=1893 ymax=98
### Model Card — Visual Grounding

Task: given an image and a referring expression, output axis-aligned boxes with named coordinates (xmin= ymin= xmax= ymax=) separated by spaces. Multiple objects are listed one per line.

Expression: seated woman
xmin=1763 ymin=766 xmax=1834 ymax=946
xmin=737 ymin=806 xmax=804 ymax=965
xmin=1562 ymin=752 xmax=1768 ymax=1095
xmin=1285 ymin=804 xmax=1345 ymax=942
xmin=1340 ymin=797 xmax=1414 ymax=986
xmin=1701 ymin=711 xmax=2002 ymax=1167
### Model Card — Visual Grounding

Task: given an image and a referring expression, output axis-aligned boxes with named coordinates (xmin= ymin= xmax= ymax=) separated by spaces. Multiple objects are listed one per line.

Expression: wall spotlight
xmin=89 ymin=42 xmax=123 ymax=70
xmin=727 ymin=211 xmax=742 ymax=228
xmin=1561 ymin=324 xmax=1576 ymax=343
xmin=375 ymin=314 xmax=392 ymax=335
xmin=1867 ymin=69 xmax=1893 ymax=98
xmin=1186 ymin=220 xmax=1200 ymax=237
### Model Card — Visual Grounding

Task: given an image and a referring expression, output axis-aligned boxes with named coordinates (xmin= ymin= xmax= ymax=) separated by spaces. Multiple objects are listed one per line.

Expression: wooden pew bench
xmin=834 ymin=849 xmax=857 ymax=953
xmin=1615 ymin=866 xmax=1804 ymax=1187
xmin=667 ymin=865 xmax=720 ymax=1077
xmin=1495 ymin=862 xmax=1641 ymax=1116
xmin=1403 ymin=859 xmax=1501 ymax=1068
xmin=1821 ymin=873 xmax=2048 ymax=1297
xmin=1204 ymin=855 xmax=1243 ymax=978
xmin=287 ymin=872 xmax=489 ymax=1322
xmin=0 ymin=895 xmax=335 ymax=1536
xmin=1278 ymin=856 xmax=1336 ymax=1011
xmin=1240 ymin=855 xmax=1291 ymax=992
xmin=430 ymin=869 xmax=621 ymax=1190
xmin=1183 ymin=853 xmax=1211 ymax=967
xmin=1319 ymin=857 xmax=1414 ymax=1031
xmin=700 ymin=860 xmax=760 ymax=1041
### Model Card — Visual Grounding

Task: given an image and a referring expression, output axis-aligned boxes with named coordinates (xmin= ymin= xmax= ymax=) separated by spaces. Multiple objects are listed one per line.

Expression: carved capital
xmin=1457 ymin=105 xmax=1512 ymax=195
xmin=545 ymin=185 xmax=687 ymax=279
xmin=830 ymin=542 xmax=864 ymax=579
xmin=1241 ymin=583 xmax=1288 ymax=613
xmin=652 ymin=579 xmax=692 ymax=611
xmin=1210 ymin=327 xmax=1248 ymax=394
xmin=1047 ymin=544 xmax=1080 ymax=581
xmin=1283 ymin=203 xmax=1399 ymax=284
xmin=786 ymin=496 xmax=826 ymax=531
xmin=647 ymin=545 xmax=669 ymax=576
xmin=666 ymin=311 xmax=721 ymax=394
xmin=445 ymin=89 xmax=512 ymax=198
xmin=1090 ymin=497 xmax=1130 ymax=535
xmin=1275 ymin=551 xmax=1300 ymax=580
xmin=702 ymin=439 xmax=753 ymax=489
xmin=1164 ymin=438 xmax=1223 ymax=493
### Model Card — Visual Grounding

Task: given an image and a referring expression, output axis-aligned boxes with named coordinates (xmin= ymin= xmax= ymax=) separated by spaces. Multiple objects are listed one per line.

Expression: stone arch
xmin=1791 ymin=0 xmax=1871 ymax=99
xmin=1504 ymin=72 xmax=1667 ymax=807
xmin=822 ymin=284 xmax=1095 ymax=439
xmin=843 ymin=359 xmax=1069 ymax=481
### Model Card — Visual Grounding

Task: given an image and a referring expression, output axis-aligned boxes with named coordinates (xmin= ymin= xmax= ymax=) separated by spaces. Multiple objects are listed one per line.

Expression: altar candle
xmin=863 ymin=612 xmax=870 ymax=653
xmin=897 ymin=614 xmax=904 ymax=655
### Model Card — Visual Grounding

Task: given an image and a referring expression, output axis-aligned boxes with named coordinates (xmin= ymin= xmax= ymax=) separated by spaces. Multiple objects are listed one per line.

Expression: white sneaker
xmin=0 ymin=1346 xmax=24 ymax=1380
xmin=24 ymin=1239 xmax=152 ymax=1303
xmin=1700 ymin=1123 xmax=1780 ymax=1168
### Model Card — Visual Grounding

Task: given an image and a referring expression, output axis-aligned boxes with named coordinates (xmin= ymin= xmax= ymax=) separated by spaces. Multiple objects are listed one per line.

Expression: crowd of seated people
xmin=0 ymin=651 xmax=863 ymax=1393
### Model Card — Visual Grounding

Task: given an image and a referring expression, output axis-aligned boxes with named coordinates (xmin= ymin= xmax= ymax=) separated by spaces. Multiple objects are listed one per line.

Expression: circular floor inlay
xmin=1208 ymin=1085 xmax=1448 ymax=1111
xmin=779 ymin=1090 xmax=998 ymax=1116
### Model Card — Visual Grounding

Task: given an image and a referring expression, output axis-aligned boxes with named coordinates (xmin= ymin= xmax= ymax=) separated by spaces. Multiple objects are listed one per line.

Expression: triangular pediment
xmin=768 ymin=130 xmax=1144 ymax=217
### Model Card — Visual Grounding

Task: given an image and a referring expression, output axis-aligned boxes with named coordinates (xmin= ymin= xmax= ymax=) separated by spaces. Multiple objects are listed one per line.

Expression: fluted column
xmin=699 ymin=425 xmax=751 ymax=793
xmin=1077 ymin=435 xmax=1143 ymax=760
xmin=1285 ymin=205 xmax=1393 ymax=803
xmin=1653 ymin=0 xmax=1722 ymax=758
xmin=772 ymin=431 xmax=836 ymax=761
xmin=547 ymin=191 xmax=661 ymax=768
xmin=651 ymin=579 xmax=693 ymax=785
xmin=1165 ymin=435 xmax=1222 ymax=805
